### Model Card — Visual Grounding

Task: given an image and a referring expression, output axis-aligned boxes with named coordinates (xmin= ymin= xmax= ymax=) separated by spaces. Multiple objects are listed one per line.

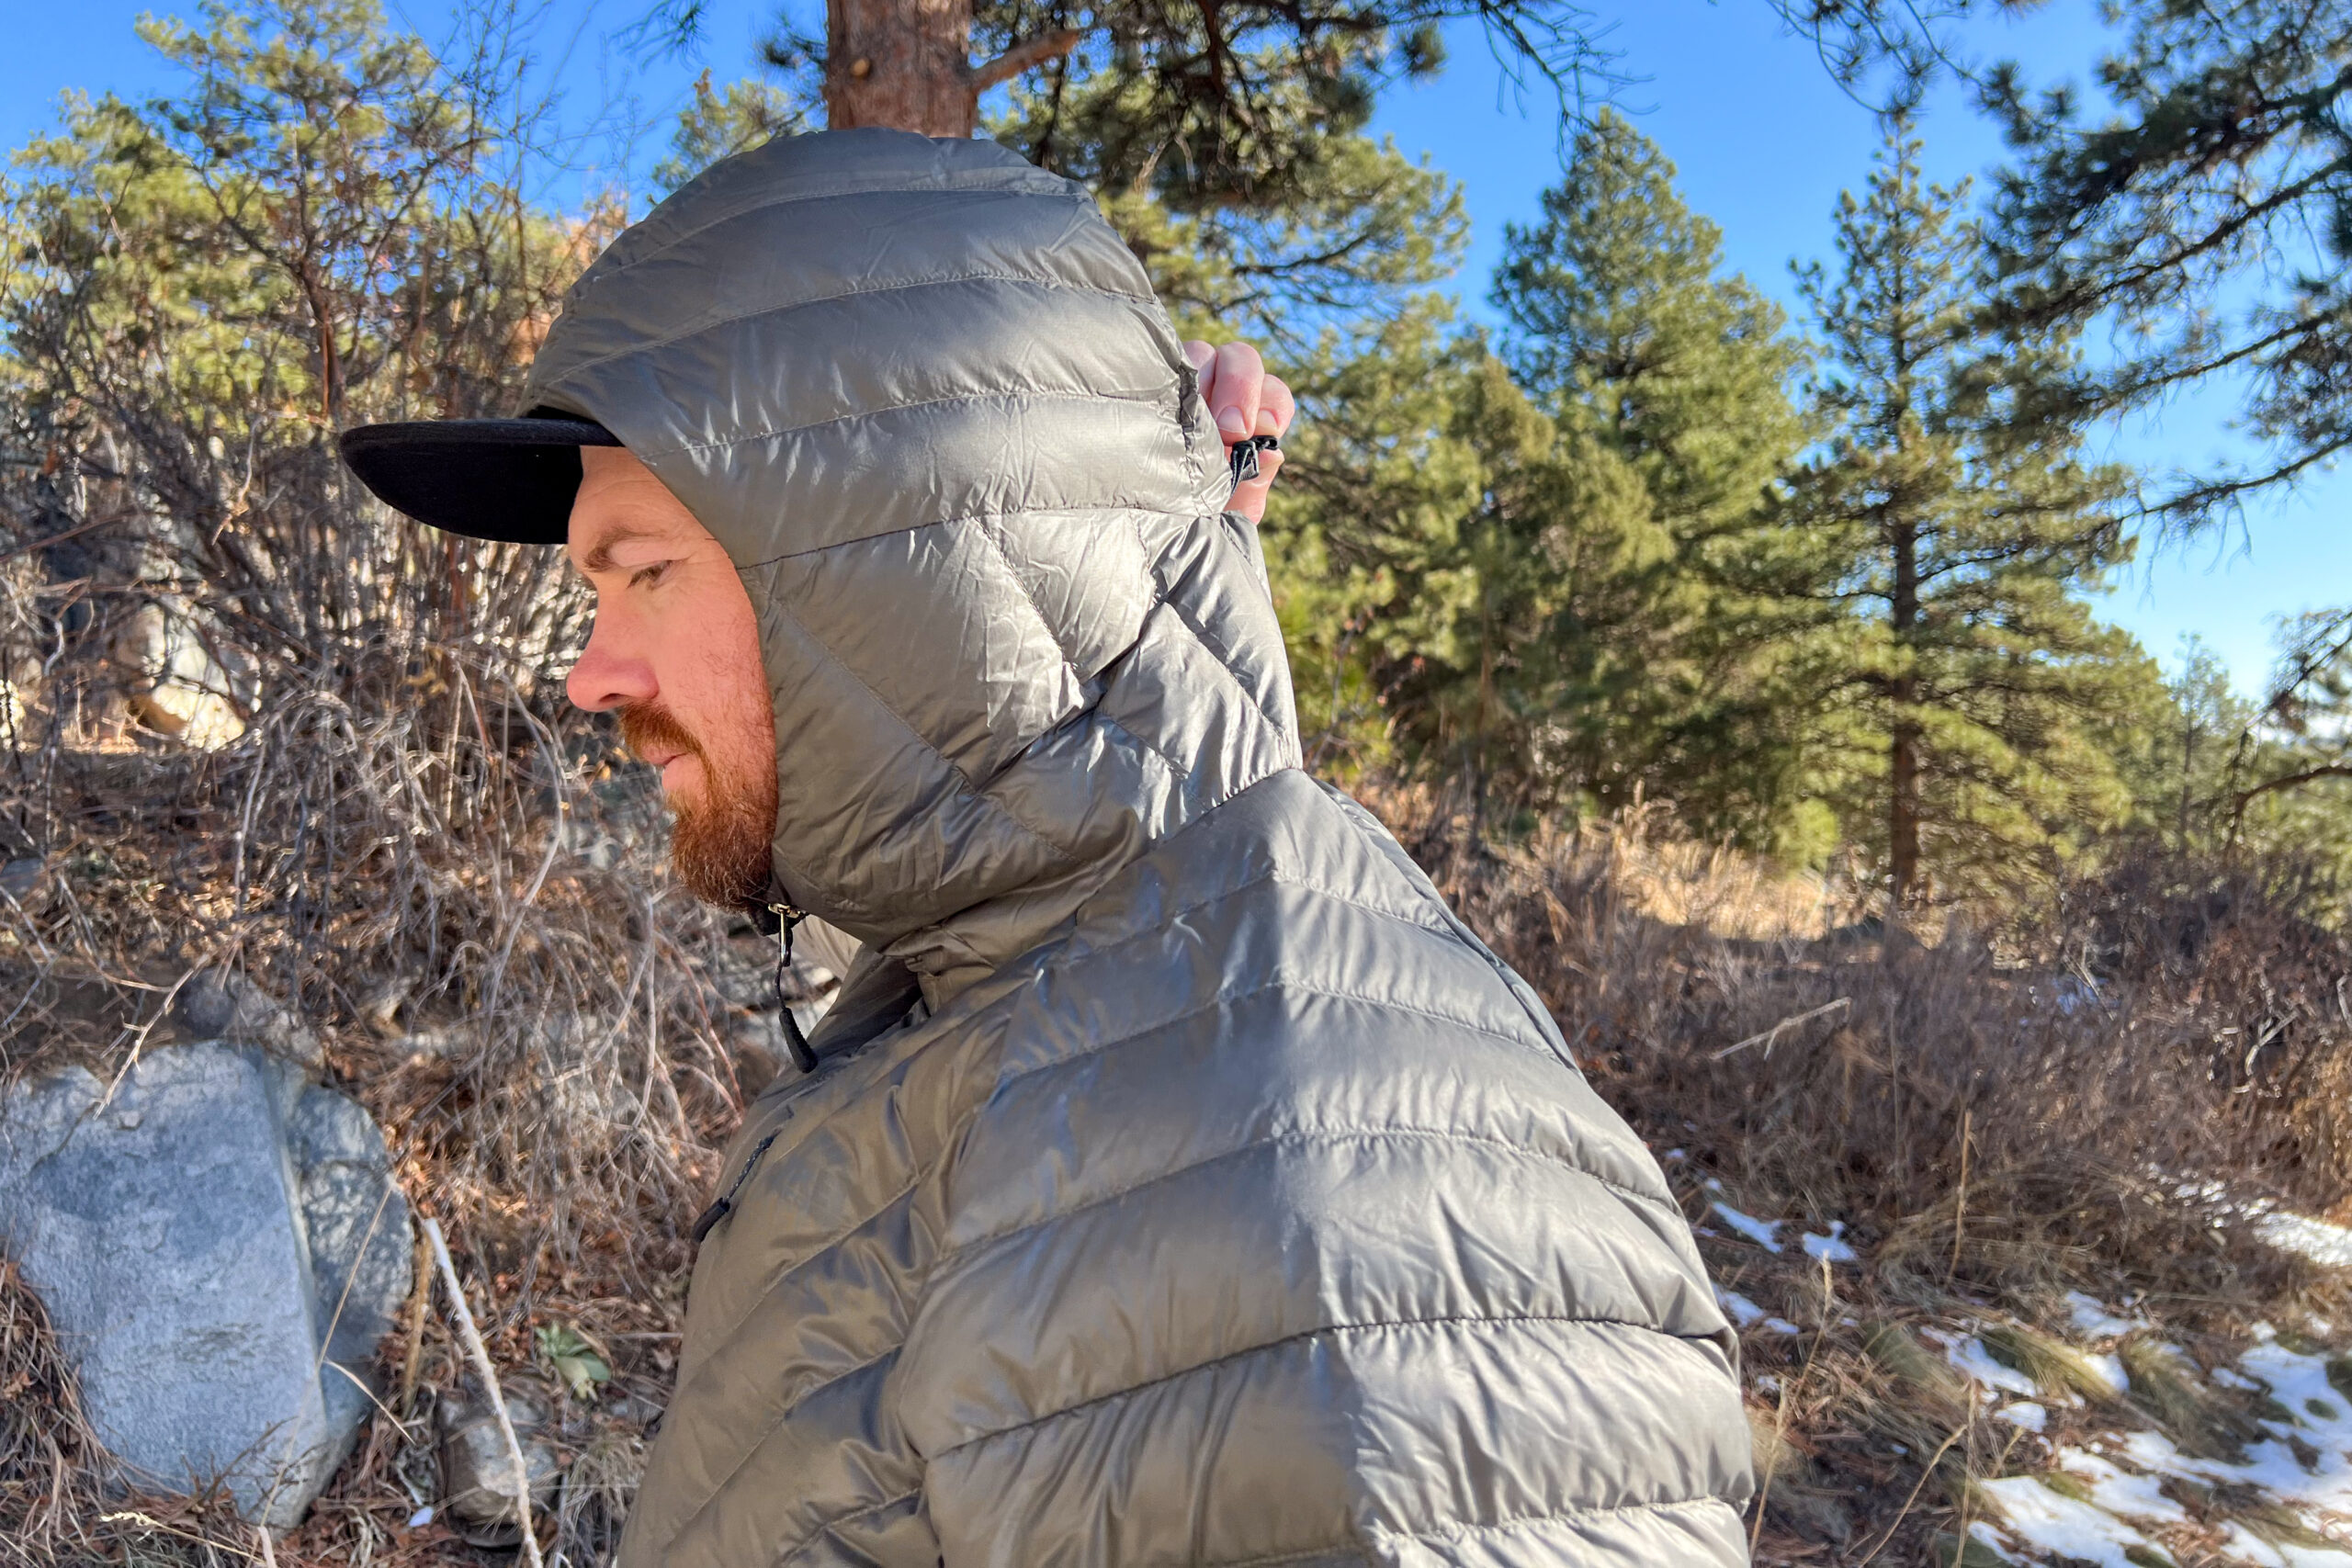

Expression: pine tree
xmin=1788 ymin=124 xmax=2146 ymax=909
xmin=1255 ymin=115 xmax=1837 ymax=851
xmin=1479 ymin=111 xmax=1830 ymax=850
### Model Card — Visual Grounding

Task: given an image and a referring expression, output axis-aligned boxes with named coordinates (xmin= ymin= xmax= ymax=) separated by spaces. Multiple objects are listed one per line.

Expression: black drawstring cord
xmin=1227 ymin=433 xmax=1279 ymax=489
xmin=768 ymin=902 xmax=818 ymax=1074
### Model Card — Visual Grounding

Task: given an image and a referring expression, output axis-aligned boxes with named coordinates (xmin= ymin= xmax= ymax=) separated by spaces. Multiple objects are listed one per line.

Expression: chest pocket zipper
xmin=691 ymin=1125 xmax=782 ymax=1246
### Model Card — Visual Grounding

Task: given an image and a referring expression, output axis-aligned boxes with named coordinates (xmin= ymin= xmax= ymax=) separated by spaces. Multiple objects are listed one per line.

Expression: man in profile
xmin=344 ymin=129 xmax=1749 ymax=1567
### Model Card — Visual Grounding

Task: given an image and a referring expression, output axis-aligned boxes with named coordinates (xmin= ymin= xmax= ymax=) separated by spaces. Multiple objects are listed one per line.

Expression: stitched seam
xmin=773 ymin=1484 xmax=925 ymax=1568
xmin=696 ymin=1173 xmax=925 ymax=1364
xmin=1150 ymin=570 xmax=1292 ymax=737
xmin=1094 ymin=711 xmax=1202 ymax=814
xmin=555 ymin=268 xmax=1156 ymax=380
xmin=1059 ymin=859 xmax=1453 ymax=972
xmin=993 ymin=972 xmax=1554 ymax=1097
xmin=758 ymin=588 xmax=1086 ymax=869
xmin=1367 ymin=1495 xmax=1736 ymax=1549
xmin=695 ymin=1004 xmax=1026 ymax=1352
xmin=1317 ymin=782 xmax=1582 ymax=1066
xmin=933 ymin=1312 xmax=1719 ymax=1459
xmin=1199 ymin=1546 xmax=1371 ymax=1568
xmin=737 ymin=503 xmax=1204 ymax=571
xmin=675 ymin=1343 xmax=903 ymax=1547
xmin=759 ymin=582 xmax=975 ymax=792
xmin=938 ymin=1123 xmax=1680 ymax=1268
xmin=634 ymin=388 xmax=1166 ymax=460
xmin=971 ymin=514 xmax=1081 ymax=685
xmin=578 ymin=180 xmax=1108 ymax=290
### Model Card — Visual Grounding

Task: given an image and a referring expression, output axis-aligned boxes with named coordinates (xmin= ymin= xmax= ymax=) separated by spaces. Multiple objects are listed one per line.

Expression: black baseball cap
xmin=337 ymin=409 xmax=623 ymax=546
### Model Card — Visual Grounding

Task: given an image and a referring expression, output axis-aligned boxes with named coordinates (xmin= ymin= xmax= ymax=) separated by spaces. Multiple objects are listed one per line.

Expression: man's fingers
xmin=1211 ymin=341 xmax=1265 ymax=442
xmin=1228 ymin=448 xmax=1283 ymax=525
xmin=1185 ymin=339 xmax=1290 ymax=467
xmin=1257 ymin=373 xmax=1295 ymax=439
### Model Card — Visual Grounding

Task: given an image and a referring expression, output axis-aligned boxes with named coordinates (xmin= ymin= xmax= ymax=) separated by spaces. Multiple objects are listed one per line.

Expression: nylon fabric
xmin=526 ymin=128 xmax=1752 ymax=1567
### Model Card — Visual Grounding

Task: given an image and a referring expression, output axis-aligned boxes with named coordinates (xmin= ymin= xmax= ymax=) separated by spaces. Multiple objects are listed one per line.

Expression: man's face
xmin=564 ymin=446 xmax=779 ymax=908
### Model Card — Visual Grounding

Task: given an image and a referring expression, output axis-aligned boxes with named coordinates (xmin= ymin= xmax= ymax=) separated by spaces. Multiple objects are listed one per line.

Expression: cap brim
xmin=339 ymin=415 xmax=623 ymax=545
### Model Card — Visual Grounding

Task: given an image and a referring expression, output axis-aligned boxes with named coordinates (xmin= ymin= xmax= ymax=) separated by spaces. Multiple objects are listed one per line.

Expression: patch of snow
xmin=2222 ymin=1523 xmax=2291 ymax=1568
xmin=1967 ymin=1520 xmax=2018 ymax=1562
xmin=2258 ymin=1209 xmax=2352 ymax=1269
xmin=1714 ymin=1288 xmax=1800 ymax=1334
xmin=1710 ymin=1201 xmax=1781 ymax=1252
xmin=1715 ymin=1287 xmax=1767 ymax=1328
xmin=1993 ymin=1401 xmax=2047 ymax=1432
xmin=2064 ymin=1450 xmax=2188 ymax=1524
xmin=2063 ymin=1291 xmax=2143 ymax=1339
xmin=1923 ymin=1327 xmax=2042 ymax=1400
xmin=1977 ymin=1474 xmax=2167 ymax=1568
xmin=407 ymin=1506 xmax=434 ymax=1529
xmin=2086 ymin=1350 xmax=2130 ymax=1399
xmin=1801 ymin=1222 xmax=1860 ymax=1264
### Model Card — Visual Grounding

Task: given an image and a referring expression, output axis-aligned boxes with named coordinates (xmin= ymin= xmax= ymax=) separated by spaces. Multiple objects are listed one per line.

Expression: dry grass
xmin=1394 ymin=790 xmax=2346 ymax=1314
xmin=6 ymin=716 xmax=2352 ymax=1562
xmin=0 ymin=632 xmax=772 ymax=1564
xmin=1383 ymin=787 xmax=2352 ymax=1563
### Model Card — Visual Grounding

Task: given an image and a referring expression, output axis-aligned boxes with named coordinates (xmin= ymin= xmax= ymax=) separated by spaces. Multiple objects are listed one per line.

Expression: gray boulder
xmin=0 ymin=1043 xmax=412 ymax=1529
xmin=174 ymin=971 xmax=326 ymax=1072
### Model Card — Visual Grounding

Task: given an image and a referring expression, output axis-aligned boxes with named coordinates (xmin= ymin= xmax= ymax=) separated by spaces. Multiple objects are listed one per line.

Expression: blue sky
xmin=8 ymin=0 xmax=2346 ymax=696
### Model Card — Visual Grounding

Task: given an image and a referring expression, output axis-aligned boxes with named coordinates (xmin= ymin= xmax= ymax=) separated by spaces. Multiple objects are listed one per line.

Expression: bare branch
xmin=972 ymin=28 xmax=1084 ymax=92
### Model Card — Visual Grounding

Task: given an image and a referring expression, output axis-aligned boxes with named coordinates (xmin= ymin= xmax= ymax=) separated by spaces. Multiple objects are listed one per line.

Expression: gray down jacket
xmin=524 ymin=129 xmax=1753 ymax=1566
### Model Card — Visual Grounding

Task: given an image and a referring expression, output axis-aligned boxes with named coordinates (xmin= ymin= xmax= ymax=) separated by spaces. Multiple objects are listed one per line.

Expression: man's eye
xmin=628 ymin=562 xmax=670 ymax=589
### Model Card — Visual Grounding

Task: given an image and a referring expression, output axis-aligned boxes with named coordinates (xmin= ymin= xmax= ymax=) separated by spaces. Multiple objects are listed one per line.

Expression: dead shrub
xmin=1383 ymin=788 xmax=2344 ymax=1315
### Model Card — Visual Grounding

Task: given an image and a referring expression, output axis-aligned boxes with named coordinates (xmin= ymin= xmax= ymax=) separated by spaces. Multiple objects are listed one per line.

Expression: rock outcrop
xmin=0 ymin=1042 xmax=411 ymax=1529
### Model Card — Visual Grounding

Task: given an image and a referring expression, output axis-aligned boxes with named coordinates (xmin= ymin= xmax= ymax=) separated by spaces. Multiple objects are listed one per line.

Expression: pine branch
xmin=972 ymin=28 xmax=1084 ymax=92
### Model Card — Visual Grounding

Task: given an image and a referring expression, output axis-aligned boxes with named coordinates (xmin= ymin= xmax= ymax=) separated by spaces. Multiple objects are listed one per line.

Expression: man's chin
xmin=667 ymin=797 xmax=778 ymax=910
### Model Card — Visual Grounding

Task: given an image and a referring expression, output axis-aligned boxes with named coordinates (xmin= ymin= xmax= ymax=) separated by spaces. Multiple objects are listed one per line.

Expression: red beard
xmin=620 ymin=703 xmax=776 ymax=909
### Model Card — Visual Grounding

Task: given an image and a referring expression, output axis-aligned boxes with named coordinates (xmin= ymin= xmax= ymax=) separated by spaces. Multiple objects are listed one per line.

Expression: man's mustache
xmin=619 ymin=704 xmax=703 ymax=769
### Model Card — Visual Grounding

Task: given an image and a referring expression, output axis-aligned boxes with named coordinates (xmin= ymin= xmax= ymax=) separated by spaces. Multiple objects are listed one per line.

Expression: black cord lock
xmin=768 ymin=903 xmax=818 ymax=1074
xmin=1227 ymin=434 xmax=1280 ymax=488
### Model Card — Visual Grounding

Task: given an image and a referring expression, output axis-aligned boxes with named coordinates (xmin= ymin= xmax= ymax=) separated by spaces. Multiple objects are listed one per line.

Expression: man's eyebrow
xmin=575 ymin=526 xmax=657 ymax=575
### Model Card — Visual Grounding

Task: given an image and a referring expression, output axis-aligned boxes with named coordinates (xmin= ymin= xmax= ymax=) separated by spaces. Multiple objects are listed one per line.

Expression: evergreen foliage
xmin=6 ymin=0 xmax=2320 ymax=931
xmin=1490 ymin=111 xmax=1829 ymax=852
xmin=1259 ymin=114 xmax=1836 ymax=854
xmin=1785 ymin=125 xmax=2154 ymax=907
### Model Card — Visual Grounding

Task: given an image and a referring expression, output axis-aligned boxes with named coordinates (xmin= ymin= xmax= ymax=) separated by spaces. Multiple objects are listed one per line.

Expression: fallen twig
xmin=1713 ymin=997 xmax=1849 ymax=1060
xmin=421 ymin=1216 xmax=544 ymax=1568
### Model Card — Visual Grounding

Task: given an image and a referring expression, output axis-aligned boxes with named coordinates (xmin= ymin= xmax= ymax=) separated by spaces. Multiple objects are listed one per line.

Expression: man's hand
xmin=1185 ymin=340 xmax=1295 ymax=525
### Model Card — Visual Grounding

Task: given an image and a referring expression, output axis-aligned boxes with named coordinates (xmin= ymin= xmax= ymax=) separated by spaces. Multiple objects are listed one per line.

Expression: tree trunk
xmin=1888 ymin=514 xmax=1920 ymax=913
xmin=826 ymin=0 xmax=978 ymax=136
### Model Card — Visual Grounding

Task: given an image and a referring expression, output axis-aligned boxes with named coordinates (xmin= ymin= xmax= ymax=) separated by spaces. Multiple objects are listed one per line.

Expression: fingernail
xmin=1216 ymin=408 xmax=1248 ymax=439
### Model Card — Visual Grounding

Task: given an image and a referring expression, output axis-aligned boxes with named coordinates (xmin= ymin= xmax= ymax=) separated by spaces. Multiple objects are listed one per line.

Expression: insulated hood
xmin=526 ymin=130 xmax=1300 ymax=993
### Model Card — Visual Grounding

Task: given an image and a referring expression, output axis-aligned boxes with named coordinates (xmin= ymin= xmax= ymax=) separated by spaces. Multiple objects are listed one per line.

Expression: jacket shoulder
xmin=896 ymin=768 xmax=1751 ymax=1563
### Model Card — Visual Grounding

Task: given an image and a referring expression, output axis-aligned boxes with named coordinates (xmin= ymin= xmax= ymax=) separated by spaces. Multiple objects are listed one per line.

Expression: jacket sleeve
xmin=890 ymin=927 xmax=1754 ymax=1566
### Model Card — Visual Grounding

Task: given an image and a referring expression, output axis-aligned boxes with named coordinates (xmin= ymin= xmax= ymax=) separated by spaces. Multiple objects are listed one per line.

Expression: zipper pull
xmin=769 ymin=903 xmax=818 ymax=1075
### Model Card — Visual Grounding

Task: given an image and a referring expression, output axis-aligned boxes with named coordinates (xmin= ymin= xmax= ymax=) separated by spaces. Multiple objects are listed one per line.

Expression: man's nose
xmin=565 ymin=616 xmax=657 ymax=713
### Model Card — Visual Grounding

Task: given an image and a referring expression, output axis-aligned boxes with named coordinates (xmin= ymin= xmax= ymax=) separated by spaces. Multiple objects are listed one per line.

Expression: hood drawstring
xmin=768 ymin=902 xmax=819 ymax=1074
xmin=1227 ymin=434 xmax=1279 ymax=491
